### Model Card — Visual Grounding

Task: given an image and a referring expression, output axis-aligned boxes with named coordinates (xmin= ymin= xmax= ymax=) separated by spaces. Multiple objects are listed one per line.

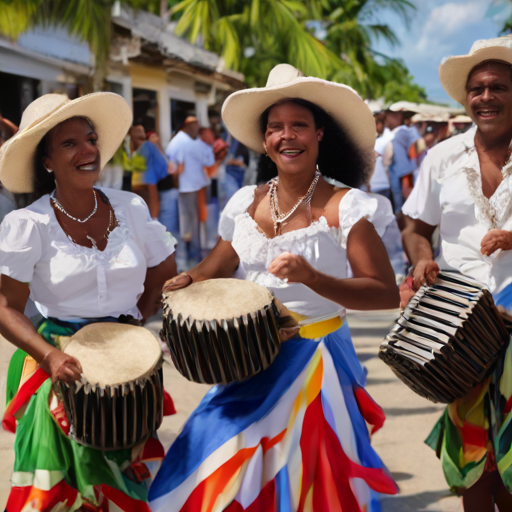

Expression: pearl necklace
xmin=269 ymin=170 xmax=320 ymax=236
xmin=51 ymin=189 xmax=98 ymax=223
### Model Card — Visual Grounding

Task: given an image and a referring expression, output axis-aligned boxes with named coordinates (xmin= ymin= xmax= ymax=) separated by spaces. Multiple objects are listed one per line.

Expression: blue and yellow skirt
xmin=149 ymin=321 xmax=397 ymax=512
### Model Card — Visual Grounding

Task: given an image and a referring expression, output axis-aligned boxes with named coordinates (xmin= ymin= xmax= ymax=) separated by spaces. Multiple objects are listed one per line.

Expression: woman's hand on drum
xmin=268 ymin=252 xmax=318 ymax=287
xmin=278 ymin=326 xmax=300 ymax=342
xmin=40 ymin=348 xmax=83 ymax=384
xmin=481 ymin=230 xmax=512 ymax=256
xmin=163 ymin=272 xmax=193 ymax=293
xmin=412 ymin=259 xmax=439 ymax=290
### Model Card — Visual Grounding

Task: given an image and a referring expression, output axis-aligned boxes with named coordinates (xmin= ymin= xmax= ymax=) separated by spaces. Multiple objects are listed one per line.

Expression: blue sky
xmin=371 ymin=0 xmax=512 ymax=105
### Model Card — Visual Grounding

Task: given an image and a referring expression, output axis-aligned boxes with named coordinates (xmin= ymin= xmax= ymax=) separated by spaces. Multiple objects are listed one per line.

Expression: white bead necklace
xmin=269 ymin=170 xmax=320 ymax=236
xmin=51 ymin=189 xmax=98 ymax=223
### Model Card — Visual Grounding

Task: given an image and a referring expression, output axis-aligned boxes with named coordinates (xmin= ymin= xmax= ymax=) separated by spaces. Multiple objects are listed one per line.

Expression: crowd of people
xmin=0 ymin=34 xmax=512 ymax=512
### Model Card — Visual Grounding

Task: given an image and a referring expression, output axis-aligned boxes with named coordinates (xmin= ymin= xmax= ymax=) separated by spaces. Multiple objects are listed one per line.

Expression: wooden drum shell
xmin=379 ymin=272 xmax=510 ymax=404
xmin=161 ymin=301 xmax=282 ymax=385
xmin=54 ymin=362 xmax=164 ymax=451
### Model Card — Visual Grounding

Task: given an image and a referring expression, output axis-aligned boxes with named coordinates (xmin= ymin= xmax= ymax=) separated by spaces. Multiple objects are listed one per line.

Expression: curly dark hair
xmin=14 ymin=116 xmax=94 ymax=208
xmin=258 ymin=98 xmax=373 ymax=188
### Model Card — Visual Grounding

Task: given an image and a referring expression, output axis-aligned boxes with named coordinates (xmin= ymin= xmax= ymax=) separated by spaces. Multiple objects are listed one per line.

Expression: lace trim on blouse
xmin=460 ymin=132 xmax=512 ymax=229
xmin=48 ymin=195 xmax=130 ymax=261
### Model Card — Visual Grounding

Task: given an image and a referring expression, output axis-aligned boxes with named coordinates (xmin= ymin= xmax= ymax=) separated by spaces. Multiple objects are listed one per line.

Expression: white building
xmin=0 ymin=6 xmax=245 ymax=146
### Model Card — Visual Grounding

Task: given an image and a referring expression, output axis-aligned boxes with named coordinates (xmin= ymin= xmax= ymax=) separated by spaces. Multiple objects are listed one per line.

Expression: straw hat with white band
xmin=439 ymin=36 xmax=512 ymax=106
xmin=221 ymin=63 xmax=375 ymax=155
xmin=0 ymin=92 xmax=132 ymax=194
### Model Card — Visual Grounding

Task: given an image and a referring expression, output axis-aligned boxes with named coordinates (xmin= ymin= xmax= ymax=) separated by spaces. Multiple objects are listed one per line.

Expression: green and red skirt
xmin=3 ymin=317 xmax=173 ymax=512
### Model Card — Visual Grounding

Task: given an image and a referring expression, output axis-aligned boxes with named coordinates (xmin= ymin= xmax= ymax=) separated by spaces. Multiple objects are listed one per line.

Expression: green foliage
xmin=166 ymin=0 xmax=423 ymax=98
xmin=0 ymin=0 xmax=135 ymax=89
xmin=0 ymin=0 xmax=425 ymax=100
xmin=365 ymin=57 xmax=427 ymax=102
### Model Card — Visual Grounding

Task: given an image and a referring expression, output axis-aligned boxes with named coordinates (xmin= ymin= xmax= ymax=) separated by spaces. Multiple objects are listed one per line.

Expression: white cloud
xmin=370 ymin=0 xmax=500 ymax=103
xmin=416 ymin=1 xmax=488 ymax=52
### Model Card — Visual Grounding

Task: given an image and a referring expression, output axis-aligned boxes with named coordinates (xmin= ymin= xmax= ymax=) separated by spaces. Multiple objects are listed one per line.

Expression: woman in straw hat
xmin=0 ymin=92 xmax=178 ymax=511
xmin=149 ymin=64 xmax=399 ymax=511
xmin=402 ymin=36 xmax=512 ymax=511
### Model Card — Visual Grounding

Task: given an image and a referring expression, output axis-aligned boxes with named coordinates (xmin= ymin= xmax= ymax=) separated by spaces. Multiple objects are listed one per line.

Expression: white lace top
xmin=219 ymin=185 xmax=394 ymax=323
xmin=0 ymin=188 xmax=176 ymax=321
xmin=403 ymin=126 xmax=512 ymax=294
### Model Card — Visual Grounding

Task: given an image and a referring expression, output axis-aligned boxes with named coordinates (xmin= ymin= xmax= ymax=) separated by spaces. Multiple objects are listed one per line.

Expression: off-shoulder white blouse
xmin=219 ymin=185 xmax=394 ymax=323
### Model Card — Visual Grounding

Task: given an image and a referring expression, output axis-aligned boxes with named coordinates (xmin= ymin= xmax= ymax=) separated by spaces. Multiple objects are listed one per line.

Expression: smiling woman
xmin=259 ymin=97 xmax=372 ymax=189
xmin=0 ymin=93 xmax=178 ymax=511
xmin=149 ymin=64 xmax=399 ymax=512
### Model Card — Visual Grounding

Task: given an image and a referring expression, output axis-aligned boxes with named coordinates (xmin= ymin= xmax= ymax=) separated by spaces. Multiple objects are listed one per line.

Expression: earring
xmin=45 ymin=167 xmax=53 ymax=173
xmin=316 ymin=163 xmax=320 ymax=172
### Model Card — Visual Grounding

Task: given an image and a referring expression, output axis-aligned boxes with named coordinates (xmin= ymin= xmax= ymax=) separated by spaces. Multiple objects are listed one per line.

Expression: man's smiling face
xmin=466 ymin=60 xmax=512 ymax=139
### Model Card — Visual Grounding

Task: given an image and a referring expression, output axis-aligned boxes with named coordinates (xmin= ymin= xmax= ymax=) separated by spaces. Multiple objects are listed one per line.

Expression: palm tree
xmin=170 ymin=0 xmax=340 ymax=87
xmin=315 ymin=0 xmax=416 ymax=97
xmin=168 ymin=0 xmax=418 ymax=96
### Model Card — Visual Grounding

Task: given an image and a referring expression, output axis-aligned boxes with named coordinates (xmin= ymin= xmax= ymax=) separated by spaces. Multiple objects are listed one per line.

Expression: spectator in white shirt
xmin=370 ymin=112 xmax=394 ymax=203
xmin=173 ymin=120 xmax=216 ymax=266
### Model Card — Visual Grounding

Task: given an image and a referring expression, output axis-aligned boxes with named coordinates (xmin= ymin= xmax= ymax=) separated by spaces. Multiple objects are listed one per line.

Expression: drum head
xmin=64 ymin=323 xmax=162 ymax=387
xmin=164 ymin=278 xmax=273 ymax=322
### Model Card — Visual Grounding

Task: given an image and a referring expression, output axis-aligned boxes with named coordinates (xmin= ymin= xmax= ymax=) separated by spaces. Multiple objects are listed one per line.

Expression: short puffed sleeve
xmin=402 ymin=150 xmax=441 ymax=226
xmin=368 ymin=193 xmax=396 ymax=237
xmin=0 ymin=210 xmax=43 ymax=282
xmin=338 ymin=189 xmax=381 ymax=249
xmin=145 ymin=215 xmax=177 ymax=268
xmin=111 ymin=189 xmax=177 ymax=268
xmin=219 ymin=185 xmax=256 ymax=242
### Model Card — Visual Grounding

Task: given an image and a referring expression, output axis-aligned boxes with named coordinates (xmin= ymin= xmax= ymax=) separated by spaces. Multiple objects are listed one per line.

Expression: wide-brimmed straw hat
xmin=0 ymin=92 xmax=132 ymax=193
xmin=221 ymin=64 xmax=375 ymax=154
xmin=439 ymin=36 xmax=512 ymax=106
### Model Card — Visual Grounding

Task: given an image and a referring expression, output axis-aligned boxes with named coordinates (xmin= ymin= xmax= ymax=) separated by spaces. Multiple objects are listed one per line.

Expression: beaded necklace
xmin=269 ymin=170 xmax=320 ymax=236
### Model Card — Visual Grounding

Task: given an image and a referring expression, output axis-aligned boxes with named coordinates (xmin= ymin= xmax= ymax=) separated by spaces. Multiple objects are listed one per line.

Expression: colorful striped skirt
xmin=426 ymin=285 xmax=512 ymax=494
xmin=149 ymin=322 xmax=398 ymax=512
xmin=4 ymin=317 xmax=172 ymax=512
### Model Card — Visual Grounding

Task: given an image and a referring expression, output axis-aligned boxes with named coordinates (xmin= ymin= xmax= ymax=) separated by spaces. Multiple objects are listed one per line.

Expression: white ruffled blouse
xmin=0 ymin=188 xmax=176 ymax=321
xmin=219 ymin=185 xmax=394 ymax=323
xmin=403 ymin=126 xmax=512 ymax=294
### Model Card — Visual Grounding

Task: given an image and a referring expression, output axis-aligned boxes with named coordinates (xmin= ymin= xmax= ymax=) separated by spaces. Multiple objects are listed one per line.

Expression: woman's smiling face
xmin=43 ymin=117 xmax=101 ymax=192
xmin=264 ymin=101 xmax=323 ymax=175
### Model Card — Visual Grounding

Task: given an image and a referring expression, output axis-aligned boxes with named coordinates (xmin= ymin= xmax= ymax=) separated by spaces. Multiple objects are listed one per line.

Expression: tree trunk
xmin=160 ymin=0 xmax=169 ymax=21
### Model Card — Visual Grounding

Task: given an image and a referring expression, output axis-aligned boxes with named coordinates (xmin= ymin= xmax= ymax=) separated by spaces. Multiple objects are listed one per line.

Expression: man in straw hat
xmin=401 ymin=36 xmax=512 ymax=511
xmin=0 ymin=92 xmax=178 ymax=511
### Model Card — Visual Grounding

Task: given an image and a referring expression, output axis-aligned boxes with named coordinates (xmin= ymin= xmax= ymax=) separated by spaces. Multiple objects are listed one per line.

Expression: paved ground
xmin=0 ymin=310 xmax=463 ymax=511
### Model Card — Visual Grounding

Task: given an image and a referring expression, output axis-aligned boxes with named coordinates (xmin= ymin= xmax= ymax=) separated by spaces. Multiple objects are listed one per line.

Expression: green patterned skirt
xmin=426 ymin=337 xmax=512 ymax=494
xmin=4 ymin=318 xmax=163 ymax=512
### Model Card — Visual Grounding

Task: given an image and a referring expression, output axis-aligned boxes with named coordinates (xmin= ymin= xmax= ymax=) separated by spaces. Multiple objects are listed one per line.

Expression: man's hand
xmin=412 ymin=259 xmax=439 ymax=290
xmin=481 ymin=230 xmax=512 ymax=256
xmin=268 ymin=252 xmax=318 ymax=287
